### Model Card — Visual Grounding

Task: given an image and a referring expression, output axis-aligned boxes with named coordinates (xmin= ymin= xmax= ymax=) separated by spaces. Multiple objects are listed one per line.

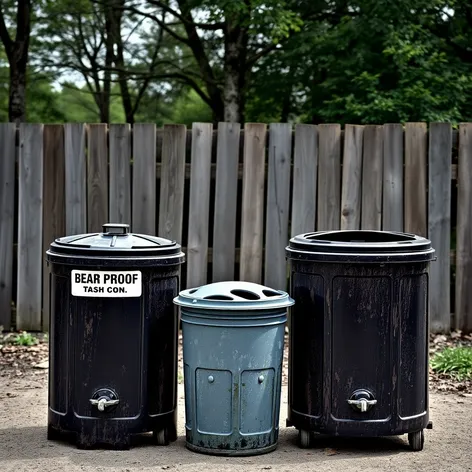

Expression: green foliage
xmin=431 ymin=347 xmax=472 ymax=380
xmin=14 ymin=331 xmax=38 ymax=346
xmin=165 ymin=89 xmax=213 ymax=126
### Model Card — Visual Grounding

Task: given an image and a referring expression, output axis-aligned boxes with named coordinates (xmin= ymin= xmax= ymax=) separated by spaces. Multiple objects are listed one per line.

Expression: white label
xmin=71 ymin=270 xmax=142 ymax=297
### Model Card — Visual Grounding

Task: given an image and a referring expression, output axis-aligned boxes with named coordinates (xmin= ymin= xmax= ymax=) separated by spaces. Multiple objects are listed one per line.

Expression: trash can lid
xmin=47 ymin=223 xmax=184 ymax=259
xmin=174 ymin=281 xmax=294 ymax=311
xmin=286 ymin=230 xmax=435 ymax=263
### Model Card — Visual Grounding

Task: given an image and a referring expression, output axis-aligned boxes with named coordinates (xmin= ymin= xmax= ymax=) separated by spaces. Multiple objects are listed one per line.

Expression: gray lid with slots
xmin=174 ymin=281 xmax=294 ymax=311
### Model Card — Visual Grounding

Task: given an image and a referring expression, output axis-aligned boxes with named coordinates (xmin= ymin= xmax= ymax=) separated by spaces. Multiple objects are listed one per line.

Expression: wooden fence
xmin=0 ymin=122 xmax=469 ymax=333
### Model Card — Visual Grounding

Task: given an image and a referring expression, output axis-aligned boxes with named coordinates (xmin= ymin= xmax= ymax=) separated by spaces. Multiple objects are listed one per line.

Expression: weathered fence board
xmin=64 ymin=123 xmax=87 ymax=235
xmin=42 ymin=125 xmax=65 ymax=331
xmin=109 ymin=124 xmax=131 ymax=225
xmin=362 ymin=125 xmax=383 ymax=230
xmin=158 ymin=124 xmax=186 ymax=241
xmin=405 ymin=123 xmax=427 ymax=236
xmin=133 ymin=123 xmax=156 ymax=234
xmin=17 ymin=124 xmax=43 ymax=331
xmin=240 ymin=123 xmax=267 ymax=283
xmin=383 ymin=124 xmax=404 ymax=232
xmin=318 ymin=124 xmax=341 ymax=231
xmin=187 ymin=123 xmax=213 ymax=288
xmin=0 ymin=124 xmax=16 ymax=330
xmin=213 ymin=122 xmax=240 ymax=282
xmin=265 ymin=123 xmax=292 ymax=290
xmin=456 ymin=124 xmax=472 ymax=333
xmin=429 ymin=123 xmax=452 ymax=333
xmin=2 ymin=121 xmax=472 ymax=332
xmin=291 ymin=124 xmax=318 ymax=237
xmin=87 ymin=124 xmax=108 ymax=232
xmin=341 ymin=125 xmax=364 ymax=230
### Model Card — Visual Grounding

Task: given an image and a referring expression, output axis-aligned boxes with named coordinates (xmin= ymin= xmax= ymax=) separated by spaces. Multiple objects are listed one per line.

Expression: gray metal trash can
xmin=173 ymin=281 xmax=294 ymax=456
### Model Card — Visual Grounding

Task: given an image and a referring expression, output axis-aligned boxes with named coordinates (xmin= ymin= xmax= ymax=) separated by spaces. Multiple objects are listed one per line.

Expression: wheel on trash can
xmin=154 ymin=428 xmax=169 ymax=446
xmin=408 ymin=430 xmax=424 ymax=451
xmin=298 ymin=429 xmax=311 ymax=448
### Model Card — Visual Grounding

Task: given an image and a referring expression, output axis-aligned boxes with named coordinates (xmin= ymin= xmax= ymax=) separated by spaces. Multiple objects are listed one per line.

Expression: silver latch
xmin=90 ymin=397 xmax=119 ymax=412
xmin=89 ymin=388 xmax=119 ymax=412
xmin=347 ymin=397 xmax=377 ymax=412
xmin=347 ymin=389 xmax=377 ymax=413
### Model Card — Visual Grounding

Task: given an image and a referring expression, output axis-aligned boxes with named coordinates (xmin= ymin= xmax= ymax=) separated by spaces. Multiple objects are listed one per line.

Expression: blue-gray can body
xmin=175 ymin=282 xmax=293 ymax=456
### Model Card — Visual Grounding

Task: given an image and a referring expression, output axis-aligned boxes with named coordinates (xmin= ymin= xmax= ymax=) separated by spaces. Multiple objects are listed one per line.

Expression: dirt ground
xmin=1 ymin=375 xmax=472 ymax=472
xmin=1 ymin=332 xmax=472 ymax=471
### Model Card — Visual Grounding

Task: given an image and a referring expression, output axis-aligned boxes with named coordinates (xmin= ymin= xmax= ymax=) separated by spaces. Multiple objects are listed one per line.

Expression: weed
xmin=13 ymin=331 xmax=38 ymax=347
xmin=431 ymin=346 xmax=472 ymax=380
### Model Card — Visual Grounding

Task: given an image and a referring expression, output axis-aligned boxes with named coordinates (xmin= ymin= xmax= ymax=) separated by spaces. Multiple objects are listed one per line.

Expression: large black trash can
xmin=285 ymin=230 xmax=435 ymax=451
xmin=46 ymin=223 xmax=185 ymax=449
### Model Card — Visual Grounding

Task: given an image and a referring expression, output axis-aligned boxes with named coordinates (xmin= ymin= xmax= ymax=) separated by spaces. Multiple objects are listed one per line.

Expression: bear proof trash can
xmin=285 ymin=230 xmax=435 ymax=451
xmin=174 ymin=281 xmax=294 ymax=456
xmin=46 ymin=223 xmax=185 ymax=449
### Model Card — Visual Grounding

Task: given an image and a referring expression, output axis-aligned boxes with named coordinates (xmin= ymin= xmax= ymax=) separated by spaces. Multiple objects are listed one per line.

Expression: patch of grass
xmin=431 ymin=347 xmax=472 ymax=380
xmin=13 ymin=331 xmax=39 ymax=347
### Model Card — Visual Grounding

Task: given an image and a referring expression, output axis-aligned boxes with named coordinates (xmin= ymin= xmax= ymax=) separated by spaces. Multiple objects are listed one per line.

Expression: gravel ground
xmin=0 ymin=331 xmax=471 ymax=471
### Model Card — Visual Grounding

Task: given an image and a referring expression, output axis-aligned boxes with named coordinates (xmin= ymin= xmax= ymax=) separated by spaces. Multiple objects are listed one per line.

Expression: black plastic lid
xmin=286 ymin=230 xmax=435 ymax=263
xmin=47 ymin=223 xmax=184 ymax=260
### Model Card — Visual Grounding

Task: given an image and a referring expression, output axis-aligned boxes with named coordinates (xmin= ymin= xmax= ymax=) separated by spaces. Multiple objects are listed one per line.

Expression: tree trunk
xmin=223 ymin=20 xmax=249 ymax=123
xmin=9 ymin=61 xmax=27 ymax=123
xmin=0 ymin=0 xmax=31 ymax=123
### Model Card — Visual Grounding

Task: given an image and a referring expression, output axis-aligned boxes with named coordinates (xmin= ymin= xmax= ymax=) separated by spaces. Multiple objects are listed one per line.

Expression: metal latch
xmin=89 ymin=388 xmax=119 ymax=412
xmin=347 ymin=389 xmax=377 ymax=413
xmin=90 ymin=397 xmax=119 ymax=412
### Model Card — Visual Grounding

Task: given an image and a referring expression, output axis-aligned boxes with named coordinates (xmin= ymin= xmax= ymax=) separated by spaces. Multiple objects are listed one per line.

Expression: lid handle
xmin=102 ymin=223 xmax=129 ymax=235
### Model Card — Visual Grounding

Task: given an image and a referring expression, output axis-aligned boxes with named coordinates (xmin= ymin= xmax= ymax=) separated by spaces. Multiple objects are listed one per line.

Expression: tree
xmin=125 ymin=0 xmax=306 ymax=122
xmin=0 ymin=0 xmax=32 ymax=123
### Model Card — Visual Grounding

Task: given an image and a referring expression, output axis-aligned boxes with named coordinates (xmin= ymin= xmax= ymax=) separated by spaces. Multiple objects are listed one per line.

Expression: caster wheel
xmin=408 ymin=430 xmax=424 ymax=451
xmin=298 ymin=429 xmax=311 ymax=448
xmin=154 ymin=428 xmax=169 ymax=446
xmin=47 ymin=425 xmax=61 ymax=441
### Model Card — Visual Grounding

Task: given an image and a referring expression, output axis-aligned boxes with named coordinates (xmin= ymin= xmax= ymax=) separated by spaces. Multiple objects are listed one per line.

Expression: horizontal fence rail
xmin=0 ymin=122 xmax=468 ymax=333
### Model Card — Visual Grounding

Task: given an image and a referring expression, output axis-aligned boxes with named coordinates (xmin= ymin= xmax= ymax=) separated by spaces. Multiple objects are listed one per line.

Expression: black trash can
xmin=46 ymin=223 xmax=185 ymax=449
xmin=285 ymin=230 xmax=435 ymax=451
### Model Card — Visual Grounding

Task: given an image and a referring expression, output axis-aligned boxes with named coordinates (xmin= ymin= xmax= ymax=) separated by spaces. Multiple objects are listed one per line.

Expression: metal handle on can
xmin=90 ymin=397 xmax=120 ymax=412
xmin=102 ymin=223 xmax=130 ymax=235
xmin=347 ymin=398 xmax=377 ymax=412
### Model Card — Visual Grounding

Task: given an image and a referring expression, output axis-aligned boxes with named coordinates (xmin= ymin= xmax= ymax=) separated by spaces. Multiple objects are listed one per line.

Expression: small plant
xmin=13 ymin=331 xmax=38 ymax=347
xmin=431 ymin=347 xmax=472 ymax=380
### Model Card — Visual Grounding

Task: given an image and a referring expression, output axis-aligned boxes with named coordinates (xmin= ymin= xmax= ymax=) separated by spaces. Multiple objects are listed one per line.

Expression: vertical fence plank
xmin=361 ymin=125 xmax=383 ymax=230
xmin=264 ymin=123 xmax=292 ymax=290
xmin=429 ymin=123 xmax=452 ymax=333
xmin=42 ymin=125 xmax=65 ymax=331
xmin=187 ymin=123 xmax=213 ymax=288
xmin=17 ymin=124 xmax=43 ymax=331
xmin=65 ymin=123 xmax=87 ymax=234
xmin=240 ymin=123 xmax=267 ymax=283
xmin=158 ymin=124 xmax=186 ymax=242
xmin=291 ymin=124 xmax=318 ymax=237
xmin=404 ymin=123 xmax=427 ymax=236
xmin=0 ymin=124 xmax=16 ymax=330
xmin=109 ymin=124 xmax=131 ymax=224
xmin=213 ymin=122 xmax=240 ymax=282
xmin=341 ymin=125 xmax=364 ymax=230
xmin=133 ymin=124 xmax=156 ymax=234
xmin=317 ymin=124 xmax=341 ymax=231
xmin=456 ymin=124 xmax=472 ymax=333
xmin=383 ymin=124 xmax=404 ymax=231
xmin=87 ymin=124 xmax=108 ymax=231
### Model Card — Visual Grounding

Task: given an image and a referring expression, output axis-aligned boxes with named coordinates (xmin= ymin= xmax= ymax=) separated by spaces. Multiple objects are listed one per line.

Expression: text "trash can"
xmin=174 ymin=281 xmax=294 ymax=456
